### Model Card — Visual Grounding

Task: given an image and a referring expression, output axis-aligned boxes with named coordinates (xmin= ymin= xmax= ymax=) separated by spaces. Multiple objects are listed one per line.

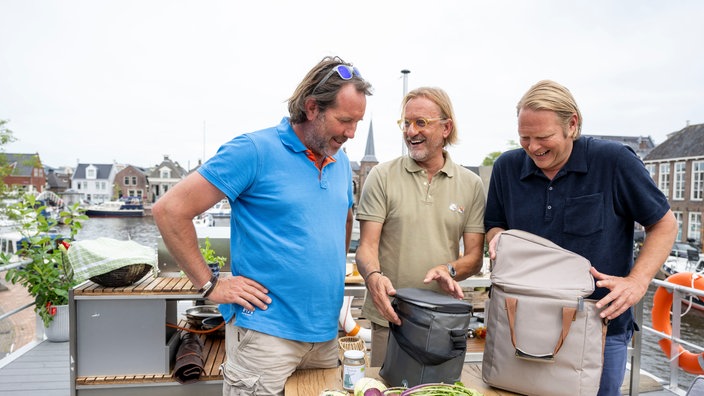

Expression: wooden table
xmin=284 ymin=365 xmax=519 ymax=395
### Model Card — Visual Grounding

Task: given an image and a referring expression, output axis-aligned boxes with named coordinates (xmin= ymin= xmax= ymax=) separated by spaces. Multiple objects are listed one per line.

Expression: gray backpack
xmin=379 ymin=288 xmax=473 ymax=387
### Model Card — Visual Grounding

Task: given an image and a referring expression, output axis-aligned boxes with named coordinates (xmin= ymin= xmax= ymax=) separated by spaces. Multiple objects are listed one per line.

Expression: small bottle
xmin=342 ymin=349 xmax=366 ymax=391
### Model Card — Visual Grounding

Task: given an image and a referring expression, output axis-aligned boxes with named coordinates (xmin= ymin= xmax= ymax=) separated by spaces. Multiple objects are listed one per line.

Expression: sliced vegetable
xmin=319 ymin=389 xmax=347 ymax=396
xmin=354 ymin=377 xmax=387 ymax=396
xmin=382 ymin=387 xmax=406 ymax=395
xmin=397 ymin=382 xmax=483 ymax=395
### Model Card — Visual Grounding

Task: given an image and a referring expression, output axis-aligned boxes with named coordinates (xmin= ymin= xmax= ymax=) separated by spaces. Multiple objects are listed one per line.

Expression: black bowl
xmin=201 ymin=316 xmax=225 ymax=337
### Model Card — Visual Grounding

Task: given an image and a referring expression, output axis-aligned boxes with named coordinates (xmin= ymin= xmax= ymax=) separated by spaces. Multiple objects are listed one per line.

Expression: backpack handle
xmin=504 ymin=297 xmax=576 ymax=362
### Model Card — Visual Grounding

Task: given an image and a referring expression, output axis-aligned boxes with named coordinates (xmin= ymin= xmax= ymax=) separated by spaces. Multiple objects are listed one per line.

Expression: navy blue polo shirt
xmin=485 ymin=137 xmax=670 ymax=335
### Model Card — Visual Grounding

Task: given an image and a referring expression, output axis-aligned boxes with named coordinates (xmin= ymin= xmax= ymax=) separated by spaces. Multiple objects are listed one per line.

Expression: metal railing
xmin=0 ymin=258 xmax=38 ymax=359
xmin=630 ymin=273 xmax=704 ymax=395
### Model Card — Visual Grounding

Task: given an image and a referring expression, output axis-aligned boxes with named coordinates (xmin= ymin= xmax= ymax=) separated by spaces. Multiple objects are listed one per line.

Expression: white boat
xmin=658 ymin=255 xmax=704 ymax=311
xmin=204 ymin=199 xmax=231 ymax=218
xmin=193 ymin=213 xmax=215 ymax=227
xmin=84 ymin=198 xmax=145 ymax=218
xmin=659 ymin=255 xmax=704 ymax=279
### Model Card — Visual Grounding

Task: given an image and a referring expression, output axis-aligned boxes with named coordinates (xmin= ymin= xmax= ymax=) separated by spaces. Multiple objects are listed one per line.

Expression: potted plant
xmin=200 ymin=237 xmax=226 ymax=277
xmin=3 ymin=195 xmax=87 ymax=341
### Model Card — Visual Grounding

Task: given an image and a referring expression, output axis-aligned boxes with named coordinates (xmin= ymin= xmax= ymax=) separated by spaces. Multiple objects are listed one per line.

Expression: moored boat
xmin=204 ymin=199 xmax=231 ymax=218
xmin=193 ymin=213 xmax=215 ymax=227
xmin=658 ymin=255 xmax=704 ymax=311
xmin=84 ymin=197 xmax=144 ymax=217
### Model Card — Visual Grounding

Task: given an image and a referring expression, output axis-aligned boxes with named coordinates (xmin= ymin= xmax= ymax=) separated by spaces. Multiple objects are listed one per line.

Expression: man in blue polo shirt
xmin=153 ymin=56 xmax=372 ymax=395
xmin=484 ymin=80 xmax=677 ymax=396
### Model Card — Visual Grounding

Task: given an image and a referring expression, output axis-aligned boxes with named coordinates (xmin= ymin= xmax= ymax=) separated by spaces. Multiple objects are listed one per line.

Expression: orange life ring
xmin=651 ymin=271 xmax=704 ymax=375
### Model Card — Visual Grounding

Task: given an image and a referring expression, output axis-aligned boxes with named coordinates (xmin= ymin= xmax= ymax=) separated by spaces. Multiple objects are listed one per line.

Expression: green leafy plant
xmin=3 ymin=194 xmax=88 ymax=327
xmin=199 ymin=237 xmax=226 ymax=269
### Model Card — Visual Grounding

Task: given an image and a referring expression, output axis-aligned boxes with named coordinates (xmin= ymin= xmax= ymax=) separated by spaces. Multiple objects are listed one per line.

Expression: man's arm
xmin=592 ymin=210 xmax=678 ymax=320
xmin=345 ymin=208 xmax=353 ymax=255
xmin=457 ymin=232 xmax=485 ymax=280
xmin=152 ymin=172 xmax=271 ymax=311
xmin=153 ymin=172 xmax=223 ymax=291
xmin=422 ymin=232 xmax=485 ymax=299
xmin=355 ymin=220 xmax=400 ymax=325
xmin=486 ymin=227 xmax=507 ymax=260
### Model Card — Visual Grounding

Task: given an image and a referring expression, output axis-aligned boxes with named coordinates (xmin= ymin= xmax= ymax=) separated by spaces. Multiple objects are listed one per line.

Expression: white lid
xmin=343 ymin=349 xmax=365 ymax=360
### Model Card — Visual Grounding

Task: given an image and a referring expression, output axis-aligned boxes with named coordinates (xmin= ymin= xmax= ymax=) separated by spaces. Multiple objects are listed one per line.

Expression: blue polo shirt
xmin=485 ymin=137 xmax=670 ymax=335
xmin=198 ymin=117 xmax=354 ymax=342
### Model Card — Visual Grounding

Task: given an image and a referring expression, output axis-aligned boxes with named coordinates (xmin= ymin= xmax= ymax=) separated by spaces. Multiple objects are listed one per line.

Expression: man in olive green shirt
xmin=355 ymin=87 xmax=485 ymax=366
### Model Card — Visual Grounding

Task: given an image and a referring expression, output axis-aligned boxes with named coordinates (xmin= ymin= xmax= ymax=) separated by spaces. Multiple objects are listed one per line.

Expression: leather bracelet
xmin=364 ymin=270 xmax=384 ymax=282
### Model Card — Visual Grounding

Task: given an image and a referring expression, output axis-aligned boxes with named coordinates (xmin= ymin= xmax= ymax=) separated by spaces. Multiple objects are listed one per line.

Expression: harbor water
xmin=73 ymin=217 xmax=704 ymax=388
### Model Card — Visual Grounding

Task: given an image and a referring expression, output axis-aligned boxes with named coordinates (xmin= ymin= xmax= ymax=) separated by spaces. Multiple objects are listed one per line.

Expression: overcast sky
xmin=1 ymin=1 xmax=703 ymax=171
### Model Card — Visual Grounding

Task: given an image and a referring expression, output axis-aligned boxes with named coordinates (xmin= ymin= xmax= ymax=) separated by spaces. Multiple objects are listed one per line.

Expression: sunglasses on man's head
xmin=313 ymin=64 xmax=362 ymax=94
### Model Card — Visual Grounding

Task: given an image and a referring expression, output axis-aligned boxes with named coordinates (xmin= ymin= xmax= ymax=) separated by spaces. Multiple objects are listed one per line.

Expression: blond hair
xmin=516 ymin=80 xmax=582 ymax=139
xmin=401 ymin=87 xmax=458 ymax=146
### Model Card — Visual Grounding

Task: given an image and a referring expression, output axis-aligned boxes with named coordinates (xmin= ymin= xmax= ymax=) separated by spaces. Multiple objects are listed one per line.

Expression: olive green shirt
xmin=356 ymin=152 xmax=485 ymax=326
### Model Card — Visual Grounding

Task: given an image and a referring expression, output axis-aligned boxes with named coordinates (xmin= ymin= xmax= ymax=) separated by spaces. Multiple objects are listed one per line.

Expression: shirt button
xmin=549 ymin=186 xmax=553 ymax=191
xmin=547 ymin=205 xmax=552 ymax=210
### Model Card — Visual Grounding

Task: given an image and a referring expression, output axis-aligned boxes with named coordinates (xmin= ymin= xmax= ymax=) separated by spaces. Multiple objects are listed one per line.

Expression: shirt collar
xmin=519 ymin=138 xmax=588 ymax=180
xmin=277 ymin=117 xmax=307 ymax=153
xmin=277 ymin=117 xmax=336 ymax=169
xmin=403 ymin=150 xmax=455 ymax=177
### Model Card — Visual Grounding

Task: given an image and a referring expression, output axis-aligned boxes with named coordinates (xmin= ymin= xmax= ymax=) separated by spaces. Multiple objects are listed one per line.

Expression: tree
xmin=481 ymin=140 xmax=520 ymax=166
xmin=0 ymin=119 xmax=17 ymax=198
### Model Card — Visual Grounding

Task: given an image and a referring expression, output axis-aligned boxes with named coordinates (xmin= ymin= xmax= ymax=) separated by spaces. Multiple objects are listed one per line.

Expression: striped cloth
xmin=67 ymin=237 xmax=157 ymax=282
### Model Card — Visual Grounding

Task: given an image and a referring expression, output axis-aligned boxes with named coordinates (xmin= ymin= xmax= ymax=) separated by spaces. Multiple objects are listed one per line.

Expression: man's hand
xmin=366 ymin=273 xmax=400 ymax=325
xmin=591 ymin=267 xmax=649 ymax=320
xmin=423 ymin=265 xmax=464 ymax=299
xmin=207 ymin=275 xmax=271 ymax=312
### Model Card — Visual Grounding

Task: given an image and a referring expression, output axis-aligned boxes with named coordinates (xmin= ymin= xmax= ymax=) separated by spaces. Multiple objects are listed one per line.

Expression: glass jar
xmin=342 ymin=349 xmax=366 ymax=390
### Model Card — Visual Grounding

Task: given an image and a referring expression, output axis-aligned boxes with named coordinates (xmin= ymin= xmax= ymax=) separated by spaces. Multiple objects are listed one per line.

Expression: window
xmin=86 ymin=166 xmax=97 ymax=179
xmin=124 ymin=176 xmax=130 ymax=185
xmin=688 ymin=212 xmax=701 ymax=243
xmin=673 ymin=211 xmax=683 ymax=242
xmin=673 ymin=162 xmax=685 ymax=200
xmin=691 ymin=161 xmax=704 ymax=201
xmin=645 ymin=164 xmax=656 ymax=180
xmin=658 ymin=163 xmax=670 ymax=198
xmin=131 ymin=176 xmax=137 ymax=185
xmin=160 ymin=169 xmax=171 ymax=179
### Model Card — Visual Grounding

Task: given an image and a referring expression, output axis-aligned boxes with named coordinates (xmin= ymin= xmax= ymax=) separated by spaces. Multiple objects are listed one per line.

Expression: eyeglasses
xmin=312 ymin=64 xmax=362 ymax=94
xmin=397 ymin=117 xmax=447 ymax=131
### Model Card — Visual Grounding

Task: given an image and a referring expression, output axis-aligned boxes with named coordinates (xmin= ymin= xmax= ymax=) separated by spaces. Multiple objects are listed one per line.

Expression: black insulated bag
xmin=379 ymin=288 xmax=473 ymax=387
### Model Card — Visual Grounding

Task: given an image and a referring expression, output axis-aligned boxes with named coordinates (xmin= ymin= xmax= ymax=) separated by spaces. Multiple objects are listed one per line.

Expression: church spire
xmin=361 ymin=120 xmax=377 ymax=163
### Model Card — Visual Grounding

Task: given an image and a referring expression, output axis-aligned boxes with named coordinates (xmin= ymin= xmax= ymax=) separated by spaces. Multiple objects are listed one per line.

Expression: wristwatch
xmin=198 ymin=274 xmax=219 ymax=298
xmin=446 ymin=263 xmax=457 ymax=279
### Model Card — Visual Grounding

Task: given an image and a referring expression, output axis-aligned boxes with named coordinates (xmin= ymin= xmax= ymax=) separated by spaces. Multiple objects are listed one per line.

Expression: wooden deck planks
xmin=75 ymin=276 xmax=198 ymax=296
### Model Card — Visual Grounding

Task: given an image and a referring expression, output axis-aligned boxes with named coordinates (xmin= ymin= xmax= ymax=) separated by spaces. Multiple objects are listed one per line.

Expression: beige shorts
xmin=222 ymin=323 xmax=339 ymax=395
xmin=370 ymin=323 xmax=389 ymax=367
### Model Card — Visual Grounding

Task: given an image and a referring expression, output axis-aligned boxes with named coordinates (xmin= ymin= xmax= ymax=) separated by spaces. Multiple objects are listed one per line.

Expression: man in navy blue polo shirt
xmin=484 ymin=80 xmax=677 ymax=396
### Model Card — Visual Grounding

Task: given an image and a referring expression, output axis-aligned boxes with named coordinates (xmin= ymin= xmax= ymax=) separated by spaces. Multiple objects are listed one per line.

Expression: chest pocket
xmin=564 ymin=193 xmax=604 ymax=236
